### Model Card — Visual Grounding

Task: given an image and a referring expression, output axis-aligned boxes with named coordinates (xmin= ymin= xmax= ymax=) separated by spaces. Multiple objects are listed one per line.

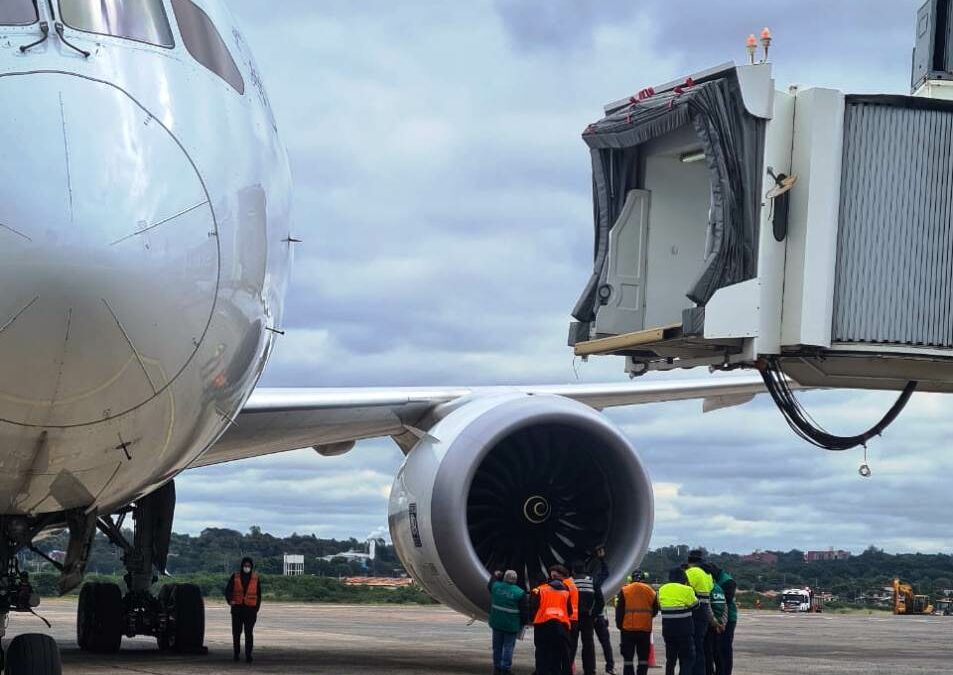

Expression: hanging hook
xmin=858 ymin=445 xmax=872 ymax=478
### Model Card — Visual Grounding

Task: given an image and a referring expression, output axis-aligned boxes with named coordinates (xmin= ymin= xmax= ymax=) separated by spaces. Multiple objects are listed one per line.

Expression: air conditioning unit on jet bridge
xmin=569 ymin=16 xmax=953 ymax=394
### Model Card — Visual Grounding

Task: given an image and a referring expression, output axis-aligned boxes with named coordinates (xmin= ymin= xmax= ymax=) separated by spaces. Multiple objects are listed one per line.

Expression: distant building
xmin=283 ymin=554 xmax=305 ymax=576
xmin=741 ymin=551 xmax=778 ymax=565
xmin=804 ymin=550 xmax=851 ymax=562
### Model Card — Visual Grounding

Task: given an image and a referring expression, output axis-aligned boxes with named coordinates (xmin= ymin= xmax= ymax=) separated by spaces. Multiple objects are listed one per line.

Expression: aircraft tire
xmin=160 ymin=583 xmax=205 ymax=652
xmin=76 ymin=582 xmax=123 ymax=653
xmin=4 ymin=633 xmax=62 ymax=675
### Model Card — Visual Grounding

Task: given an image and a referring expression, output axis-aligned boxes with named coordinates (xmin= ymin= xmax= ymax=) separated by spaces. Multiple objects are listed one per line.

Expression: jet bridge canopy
xmin=571 ymin=71 xmax=765 ymax=349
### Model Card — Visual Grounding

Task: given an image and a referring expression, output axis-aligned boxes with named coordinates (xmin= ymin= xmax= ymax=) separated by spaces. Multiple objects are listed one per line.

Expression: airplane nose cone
xmin=0 ymin=73 xmax=219 ymax=427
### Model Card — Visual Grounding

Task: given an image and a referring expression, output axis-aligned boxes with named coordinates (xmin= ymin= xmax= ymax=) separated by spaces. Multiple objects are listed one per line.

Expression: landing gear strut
xmin=0 ymin=517 xmax=63 ymax=675
xmin=81 ymin=481 xmax=205 ymax=654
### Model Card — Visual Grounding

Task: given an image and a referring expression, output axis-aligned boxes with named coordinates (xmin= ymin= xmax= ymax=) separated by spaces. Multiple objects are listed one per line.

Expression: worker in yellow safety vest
xmin=684 ymin=550 xmax=718 ymax=675
xmin=658 ymin=567 xmax=699 ymax=675
xmin=224 ymin=556 xmax=262 ymax=663
xmin=615 ymin=570 xmax=658 ymax=675
xmin=530 ymin=566 xmax=574 ymax=675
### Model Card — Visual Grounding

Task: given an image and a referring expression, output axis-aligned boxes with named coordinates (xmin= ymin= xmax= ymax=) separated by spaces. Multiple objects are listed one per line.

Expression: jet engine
xmin=388 ymin=393 xmax=654 ymax=619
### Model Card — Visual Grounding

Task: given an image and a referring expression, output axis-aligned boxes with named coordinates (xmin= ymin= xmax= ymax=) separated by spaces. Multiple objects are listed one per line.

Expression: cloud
xmin=177 ymin=0 xmax=953 ymax=553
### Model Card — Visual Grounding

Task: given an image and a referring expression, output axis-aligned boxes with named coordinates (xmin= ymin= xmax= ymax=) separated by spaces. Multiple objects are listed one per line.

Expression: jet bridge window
xmin=0 ymin=0 xmax=38 ymax=25
xmin=59 ymin=0 xmax=175 ymax=47
xmin=171 ymin=0 xmax=245 ymax=95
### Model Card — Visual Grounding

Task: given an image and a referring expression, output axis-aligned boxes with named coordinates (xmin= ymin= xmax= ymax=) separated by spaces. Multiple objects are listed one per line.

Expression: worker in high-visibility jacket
xmin=560 ymin=563 xmax=580 ymax=672
xmin=530 ymin=566 xmax=574 ymax=675
xmin=702 ymin=563 xmax=728 ymax=675
xmin=487 ymin=569 xmax=527 ymax=675
xmin=223 ymin=556 xmax=262 ymax=663
xmin=684 ymin=551 xmax=717 ymax=675
xmin=571 ymin=559 xmax=598 ymax=675
xmin=614 ymin=570 xmax=658 ymax=675
xmin=714 ymin=565 xmax=738 ymax=675
xmin=658 ymin=567 xmax=699 ymax=675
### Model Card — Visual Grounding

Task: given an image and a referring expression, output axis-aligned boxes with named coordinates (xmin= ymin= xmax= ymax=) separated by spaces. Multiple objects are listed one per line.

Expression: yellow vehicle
xmin=892 ymin=578 xmax=933 ymax=615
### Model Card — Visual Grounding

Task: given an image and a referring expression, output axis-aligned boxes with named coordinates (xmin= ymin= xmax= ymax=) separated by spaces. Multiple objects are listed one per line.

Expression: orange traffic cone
xmin=648 ymin=632 xmax=657 ymax=668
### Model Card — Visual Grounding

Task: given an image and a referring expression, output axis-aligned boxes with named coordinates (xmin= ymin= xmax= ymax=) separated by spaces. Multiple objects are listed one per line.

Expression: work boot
xmin=605 ymin=667 xmax=616 ymax=675
xmin=246 ymin=653 xmax=253 ymax=664
xmin=233 ymin=648 xmax=240 ymax=662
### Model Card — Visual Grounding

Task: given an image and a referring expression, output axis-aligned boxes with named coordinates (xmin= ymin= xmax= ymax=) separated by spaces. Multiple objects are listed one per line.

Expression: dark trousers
xmin=718 ymin=622 xmax=735 ymax=675
xmin=569 ymin=621 xmax=580 ymax=669
xmin=593 ymin=614 xmax=615 ymax=671
xmin=231 ymin=607 xmax=257 ymax=658
xmin=535 ymin=621 xmax=571 ymax=675
xmin=664 ymin=634 xmax=695 ymax=675
xmin=620 ymin=631 xmax=650 ymax=675
xmin=691 ymin=612 xmax=708 ymax=675
xmin=492 ymin=629 xmax=518 ymax=672
xmin=578 ymin=614 xmax=596 ymax=675
xmin=703 ymin=627 xmax=719 ymax=675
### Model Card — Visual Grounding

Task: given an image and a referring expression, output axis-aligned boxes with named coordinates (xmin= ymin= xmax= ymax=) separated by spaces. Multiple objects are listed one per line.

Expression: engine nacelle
xmin=388 ymin=393 xmax=654 ymax=619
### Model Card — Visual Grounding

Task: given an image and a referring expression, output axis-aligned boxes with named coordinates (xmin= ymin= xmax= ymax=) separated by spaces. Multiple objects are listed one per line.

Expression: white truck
xmin=780 ymin=588 xmax=819 ymax=613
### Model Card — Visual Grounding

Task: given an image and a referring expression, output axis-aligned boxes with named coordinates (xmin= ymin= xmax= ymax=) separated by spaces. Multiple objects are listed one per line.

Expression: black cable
xmin=758 ymin=357 xmax=917 ymax=451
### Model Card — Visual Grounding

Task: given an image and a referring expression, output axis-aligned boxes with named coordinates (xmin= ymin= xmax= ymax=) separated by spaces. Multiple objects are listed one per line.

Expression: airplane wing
xmin=191 ymin=376 xmax=769 ymax=468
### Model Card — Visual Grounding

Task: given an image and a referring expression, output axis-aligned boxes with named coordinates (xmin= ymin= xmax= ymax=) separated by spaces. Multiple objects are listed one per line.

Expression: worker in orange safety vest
xmin=224 ymin=556 xmax=262 ymax=663
xmin=615 ymin=570 xmax=659 ymax=675
xmin=530 ymin=566 xmax=574 ymax=675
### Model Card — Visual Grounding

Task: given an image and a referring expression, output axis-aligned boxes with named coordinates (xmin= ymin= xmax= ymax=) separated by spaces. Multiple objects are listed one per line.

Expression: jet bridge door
xmin=593 ymin=190 xmax=649 ymax=336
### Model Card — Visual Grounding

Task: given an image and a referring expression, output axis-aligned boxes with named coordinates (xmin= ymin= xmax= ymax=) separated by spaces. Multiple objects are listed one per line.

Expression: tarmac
xmin=6 ymin=599 xmax=951 ymax=674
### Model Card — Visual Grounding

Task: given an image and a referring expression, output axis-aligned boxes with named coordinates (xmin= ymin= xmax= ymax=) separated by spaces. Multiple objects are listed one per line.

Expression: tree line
xmin=639 ymin=545 xmax=953 ymax=601
xmin=26 ymin=526 xmax=405 ymax=579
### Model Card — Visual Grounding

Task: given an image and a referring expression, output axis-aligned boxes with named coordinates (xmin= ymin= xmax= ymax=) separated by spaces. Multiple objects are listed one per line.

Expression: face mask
xmin=242 ymin=566 xmax=251 ymax=573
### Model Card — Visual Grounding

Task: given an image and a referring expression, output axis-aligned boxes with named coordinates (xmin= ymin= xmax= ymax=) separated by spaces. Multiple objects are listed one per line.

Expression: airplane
xmin=0 ymin=0 xmax=792 ymax=672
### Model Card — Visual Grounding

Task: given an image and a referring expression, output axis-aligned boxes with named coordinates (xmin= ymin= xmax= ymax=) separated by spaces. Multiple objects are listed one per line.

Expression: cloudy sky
xmin=178 ymin=0 xmax=950 ymax=555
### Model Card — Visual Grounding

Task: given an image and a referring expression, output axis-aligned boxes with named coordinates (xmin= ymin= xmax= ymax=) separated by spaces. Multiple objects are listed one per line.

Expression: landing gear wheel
xmin=158 ymin=583 xmax=205 ymax=653
xmin=76 ymin=582 xmax=123 ymax=653
xmin=4 ymin=634 xmax=62 ymax=675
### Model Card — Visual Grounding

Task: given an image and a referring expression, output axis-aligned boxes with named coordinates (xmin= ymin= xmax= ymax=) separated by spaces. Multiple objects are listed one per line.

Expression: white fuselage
xmin=0 ymin=0 xmax=291 ymax=518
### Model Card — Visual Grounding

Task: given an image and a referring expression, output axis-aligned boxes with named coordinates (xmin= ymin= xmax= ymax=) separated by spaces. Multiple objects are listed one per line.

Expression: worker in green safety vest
xmin=487 ymin=569 xmax=527 ymax=675
xmin=703 ymin=563 xmax=728 ymax=674
xmin=714 ymin=566 xmax=737 ymax=675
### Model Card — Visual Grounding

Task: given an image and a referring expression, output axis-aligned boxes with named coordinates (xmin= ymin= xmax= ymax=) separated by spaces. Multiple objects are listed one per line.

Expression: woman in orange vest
xmin=530 ymin=566 xmax=574 ymax=675
xmin=223 ymin=557 xmax=262 ymax=663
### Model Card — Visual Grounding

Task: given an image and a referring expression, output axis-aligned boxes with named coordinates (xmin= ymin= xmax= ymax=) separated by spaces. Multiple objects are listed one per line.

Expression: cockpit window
xmin=0 ymin=0 xmax=38 ymax=25
xmin=59 ymin=0 xmax=175 ymax=48
xmin=171 ymin=0 xmax=244 ymax=95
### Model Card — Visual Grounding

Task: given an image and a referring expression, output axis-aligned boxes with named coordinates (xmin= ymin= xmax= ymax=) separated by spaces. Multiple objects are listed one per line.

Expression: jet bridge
xmin=570 ymin=12 xmax=953 ymax=395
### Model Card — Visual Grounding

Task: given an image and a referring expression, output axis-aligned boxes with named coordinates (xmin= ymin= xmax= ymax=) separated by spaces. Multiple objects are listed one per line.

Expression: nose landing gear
xmin=0 ymin=518 xmax=63 ymax=675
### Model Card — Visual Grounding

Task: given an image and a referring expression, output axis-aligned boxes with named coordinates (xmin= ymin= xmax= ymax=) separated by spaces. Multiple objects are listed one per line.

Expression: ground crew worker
xmin=223 ymin=556 xmax=262 ymax=663
xmin=702 ymin=563 xmax=727 ymax=675
xmin=530 ymin=566 xmax=574 ymax=675
xmin=658 ymin=567 xmax=698 ymax=675
xmin=488 ymin=569 xmax=527 ymax=675
xmin=714 ymin=566 xmax=737 ymax=675
xmin=559 ymin=564 xmax=580 ymax=672
xmin=614 ymin=570 xmax=658 ymax=675
xmin=571 ymin=560 xmax=597 ymax=674
xmin=589 ymin=547 xmax=616 ymax=674
xmin=684 ymin=550 xmax=717 ymax=675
